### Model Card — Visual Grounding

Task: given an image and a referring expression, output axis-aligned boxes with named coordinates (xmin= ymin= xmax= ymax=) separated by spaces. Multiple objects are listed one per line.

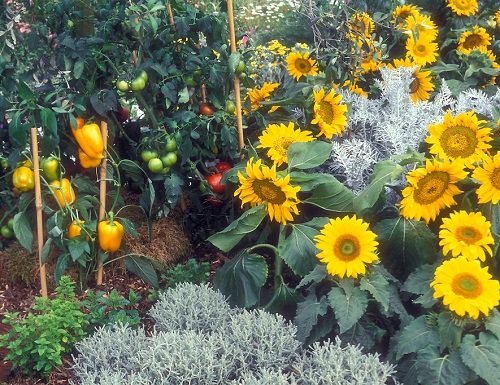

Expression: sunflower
xmin=245 ymin=82 xmax=279 ymax=113
xmin=405 ymin=35 xmax=439 ymax=66
xmin=391 ymin=4 xmax=421 ymax=29
xmin=349 ymin=12 xmax=375 ymax=38
xmin=431 ymin=256 xmax=500 ymax=319
xmin=310 ymin=88 xmax=348 ymax=139
xmin=399 ymin=158 xmax=468 ymax=223
xmin=472 ymin=152 xmax=500 ymax=204
xmin=314 ymin=215 xmax=379 ymax=279
xmin=496 ymin=10 xmax=500 ymax=28
xmin=425 ymin=110 xmax=491 ymax=168
xmin=355 ymin=38 xmax=383 ymax=73
xmin=457 ymin=26 xmax=492 ymax=54
xmin=286 ymin=51 xmax=319 ymax=81
xmin=387 ymin=57 xmax=435 ymax=102
xmin=446 ymin=0 xmax=478 ymax=17
xmin=342 ymin=79 xmax=368 ymax=98
xmin=463 ymin=46 xmax=500 ymax=85
xmin=257 ymin=122 xmax=315 ymax=167
xmin=439 ymin=210 xmax=494 ymax=262
xmin=234 ymin=158 xmax=300 ymax=224
xmin=403 ymin=12 xmax=438 ymax=40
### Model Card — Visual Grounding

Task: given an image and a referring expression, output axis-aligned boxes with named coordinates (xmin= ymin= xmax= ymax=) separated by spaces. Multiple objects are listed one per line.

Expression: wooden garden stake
xmin=96 ymin=120 xmax=108 ymax=285
xmin=226 ymin=0 xmax=245 ymax=152
xmin=31 ymin=127 xmax=48 ymax=298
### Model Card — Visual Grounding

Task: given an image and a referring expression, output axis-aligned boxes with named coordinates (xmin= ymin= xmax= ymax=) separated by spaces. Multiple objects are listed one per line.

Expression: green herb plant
xmin=148 ymin=258 xmax=210 ymax=301
xmin=0 ymin=276 xmax=88 ymax=378
xmin=82 ymin=288 xmax=142 ymax=330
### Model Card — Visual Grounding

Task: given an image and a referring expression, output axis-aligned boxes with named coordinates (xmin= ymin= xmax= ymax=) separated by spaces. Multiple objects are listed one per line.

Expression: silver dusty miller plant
xmin=72 ymin=283 xmax=398 ymax=385
xmin=330 ymin=66 xmax=500 ymax=193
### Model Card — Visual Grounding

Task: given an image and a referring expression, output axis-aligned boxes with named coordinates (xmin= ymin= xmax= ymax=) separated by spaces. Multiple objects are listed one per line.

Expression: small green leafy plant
xmin=148 ymin=259 xmax=210 ymax=301
xmin=82 ymin=288 xmax=142 ymax=331
xmin=0 ymin=276 xmax=88 ymax=378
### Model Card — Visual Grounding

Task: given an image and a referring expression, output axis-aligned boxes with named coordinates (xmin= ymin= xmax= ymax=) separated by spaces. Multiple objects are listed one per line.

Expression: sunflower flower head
xmin=387 ymin=57 xmax=435 ymax=102
xmin=245 ymin=82 xmax=280 ymax=113
xmin=425 ymin=110 xmax=492 ymax=168
xmin=315 ymin=215 xmax=379 ymax=279
xmin=472 ymin=152 xmax=500 ymax=204
xmin=399 ymin=157 xmax=468 ymax=223
xmin=431 ymin=256 xmax=500 ymax=319
xmin=439 ymin=210 xmax=494 ymax=262
xmin=457 ymin=26 xmax=492 ymax=54
xmin=349 ymin=12 xmax=375 ymax=38
xmin=234 ymin=158 xmax=300 ymax=224
xmin=405 ymin=34 xmax=439 ymax=66
xmin=391 ymin=4 xmax=422 ymax=29
xmin=257 ymin=122 xmax=315 ymax=167
xmin=286 ymin=51 xmax=319 ymax=81
xmin=446 ymin=0 xmax=478 ymax=17
xmin=496 ymin=10 xmax=500 ymax=28
xmin=403 ymin=12 xmax=438 ymax=40
xmin=311 ymin=88 xmax=348 ymax=139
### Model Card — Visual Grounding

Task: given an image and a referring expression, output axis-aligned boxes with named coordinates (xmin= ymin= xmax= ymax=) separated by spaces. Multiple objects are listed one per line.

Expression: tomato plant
xmin=116 ymin=106 xmax=130 ymax=122
xmin=148 ymin=158 xmax=164 ymax=173
xmin=199 ymin=102 xmax=215 ymax=116
xmin=131 ymin=77 xmax=146 ymax=92
xmin=141 ymin=149 xmax=159 ymax=163
xmin=215 ymin=161 xmax=232 ymax=173
xmin=1 ymin=225 xmax=14 ymax=239
xmin=116 ymin=79 xmax=130 ymax=92
xmin=161 ymin=152 xmax=177 ymax=167
xmin=164 ymin=136 xmax=177 ymax=152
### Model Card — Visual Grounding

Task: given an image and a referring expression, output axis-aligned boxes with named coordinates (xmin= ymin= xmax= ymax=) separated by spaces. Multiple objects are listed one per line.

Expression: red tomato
xmin=215 ymin=161 xmax=232 ymax=173
xmin=205 ymin=173 xmax=226 ymax=194
xmin=199 ymin=102 xmax=215 ymax=116
xmin=116 ymin=106 xmax=130 ymax=122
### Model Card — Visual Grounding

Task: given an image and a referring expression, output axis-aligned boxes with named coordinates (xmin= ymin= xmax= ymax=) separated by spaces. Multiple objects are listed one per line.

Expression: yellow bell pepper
xmin=98 ymin=215 xmax=124 ymax=252
xmin=68 ymin=219 xmax=85 ymax=239
xmin=72 ymin=122 xmax=104 ymax=160
xmin=49 ymin=178 xmax=76 ymax=207
xmin=78 ymin=148 xmax=102 ymax=169
xmin=12 ymin=166 xmax=35 ymax=192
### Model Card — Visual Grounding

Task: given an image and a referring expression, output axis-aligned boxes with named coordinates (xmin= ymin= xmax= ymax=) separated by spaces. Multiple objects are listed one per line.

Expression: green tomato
xmin=141 ymin=149 xmax=159 ymax=163
xmin=1 ymin=158 xmax=9 ymax=169
xmin=161 ymin=152 xmax=178 ymax=167
xmin=225 ymin=100 xmax=236 ymax=114
xmin=116 ymin=79 xmax=130 ymax=92
xmin=138 ymin=70 xmax=149 ymax=83
xmin=131 ymin=77 xmax=146 ymax=92
xmin=164 ymin=136 xmax=177 ymax=152
xmin=159 ymin=166 xmax=171 ymax=175
xmin=7 ymin=218 xmax=14 ymax=230
xmin=1 ymin=225 xmax=14 ymax=239
xmin=235 ymin=60 xmax=245 ymax=74
xmin=148 ymin=158 xmax=164 ymax=173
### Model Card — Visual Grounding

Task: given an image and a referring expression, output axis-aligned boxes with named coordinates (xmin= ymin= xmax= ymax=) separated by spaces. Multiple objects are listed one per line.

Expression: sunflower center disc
xmin=297 ymin=59 xmax=311 ymax=73
xmin=253 ymin=180 xmax=286 ymax=204
xmin=464 ymin=35 xmax=480 ymax=49
xmin=318 ymin=101 xmax=334 ymax=124
xmin=334 ymin=235 xmax=360 ymax=261
xmin=489 ymin=168 xmax=500 ymax=190
xmin=453 ymin=273 xmax=483 ymax=298
xmin=409 ymin=74 xmax=420 ymax=93
xmin=457 ymin=226 xmax=480 ymax=243
xmin=440 ymin=125 xmax=477 ymax=158
xmin=274 ymin=137 xmax=295 ymax=156
xmin=414 ymin=171 xmax=449 ymax=204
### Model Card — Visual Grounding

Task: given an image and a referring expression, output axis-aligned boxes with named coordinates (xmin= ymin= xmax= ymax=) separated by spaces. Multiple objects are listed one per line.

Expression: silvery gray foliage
xmin=294 ymin=337 xmax=399 ymax=385
xmin=230 ymin=368 xmax=298 ymax=385
xmin=72 ymin=283 xmax=398 ymax=385
xmin=225 ymin=309 xmax=301 ymax=375
xmin=454 ymin=87 xmax=500 ymax=118
xmin=331 ymin=66 xmax=456 ymax=192
xmin=134 ymin=329 xmax=234 ymax=384
xmin=71 ymin=324 xmax=150 ymax=378
xmin=148 ymin=282 xmax=236 ymax=334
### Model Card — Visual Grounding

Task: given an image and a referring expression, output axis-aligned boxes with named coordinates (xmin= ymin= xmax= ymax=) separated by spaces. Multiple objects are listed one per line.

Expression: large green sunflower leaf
xmin=416 ymin=346 xmax=469 ymax=385
xmin=294 ymin=292 xmax=329 ymax=343
xmin=353 ymin=160 xmax=403 ymax=215
xmin=287 ymin=141 xmax=333 ymax=170
xmin=359 ymin=269 xmax=391 ymax=312
xmin=289 ymin=171 xmax=341 ymax=192
xmin=485 ymin=309 xmax=500 ymax=339
xmin=304 ymin=180 xmax=355 ymax=212
xmin=207 ymin=204 xmax=267 ymax=252
xmin=264 ymin=280 xmax=302 ymax=319
xmin=327 ymin=283 xmax=368 ymax=334
xmin=395 ymin=315 xmax=439 ymax=361
xmin=401 ymin=263 xmax=439 ymax=309
xmin=438 ymin=312 xmax=464 ymax=352
xmin=279 ymin=218 xmax=329 ymax=276
xmin=212 ymin=249 xmax=268 ymax=308
xmin=460 ymin=333 xmax=500 ymax=385
xmin=374 ymin=217 xmax=437 ymax=280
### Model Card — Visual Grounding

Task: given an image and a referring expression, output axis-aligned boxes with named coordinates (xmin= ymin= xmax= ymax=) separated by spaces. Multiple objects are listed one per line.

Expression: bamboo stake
xmin=96 ymin=120 xmax=108 ymax=285
xmin=31 ymin=127 xmax=48 ymax=298
xmin=227 ymin=0 xmax=245 ymax=152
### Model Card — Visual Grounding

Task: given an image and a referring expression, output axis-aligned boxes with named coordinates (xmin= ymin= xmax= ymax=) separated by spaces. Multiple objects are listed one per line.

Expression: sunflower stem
xmin=274 ymin=224 xmax=286 ymax=287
